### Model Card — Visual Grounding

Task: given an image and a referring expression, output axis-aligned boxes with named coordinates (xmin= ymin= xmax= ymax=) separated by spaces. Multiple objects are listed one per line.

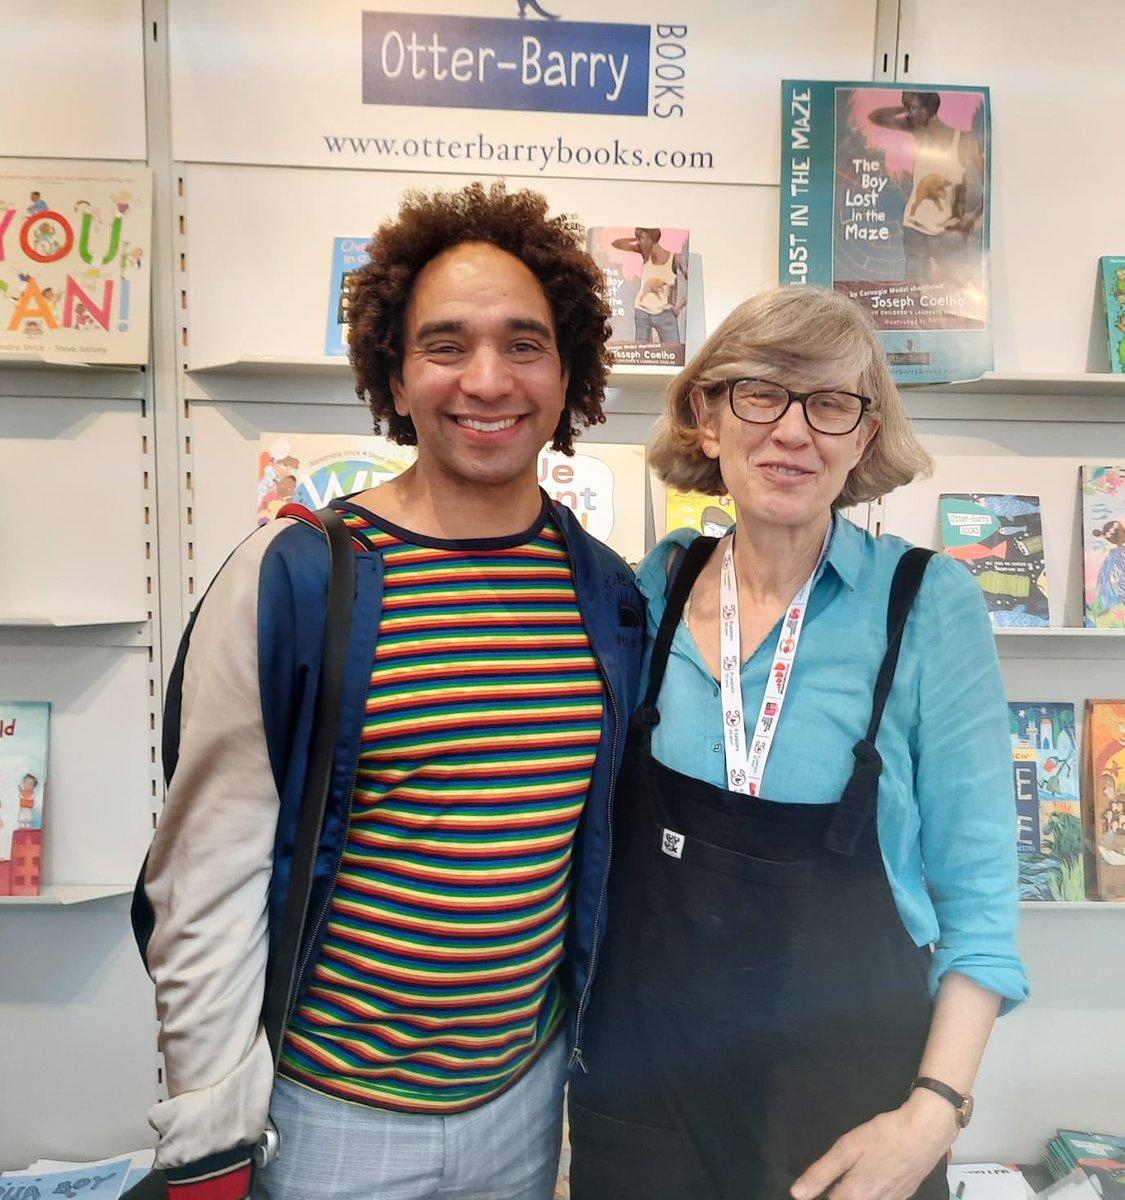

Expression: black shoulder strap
xmin=261 ymin=506 xmax=356 ymax=1062
xmin=635 ymin=535 xmax=718 ymax=730
xmin=824 ymin=547 xmax=935 ymax=855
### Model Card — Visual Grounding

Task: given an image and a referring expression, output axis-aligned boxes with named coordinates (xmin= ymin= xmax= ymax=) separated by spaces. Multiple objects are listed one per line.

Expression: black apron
xmin=569 ymin=539 xmax=947 ymax=1200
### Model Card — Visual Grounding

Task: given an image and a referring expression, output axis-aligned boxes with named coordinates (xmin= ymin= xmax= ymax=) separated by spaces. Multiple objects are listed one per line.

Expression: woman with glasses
xmin=568 ymin=287 xmax=1027 ymax=1200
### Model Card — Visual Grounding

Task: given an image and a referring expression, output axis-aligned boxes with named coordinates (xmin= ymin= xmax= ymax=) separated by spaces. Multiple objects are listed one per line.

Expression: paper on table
xmin=948 ymin=1162 xmax=1030 ymax=1199
xmin=0 ymin=1149 xmax=156 ymax=1198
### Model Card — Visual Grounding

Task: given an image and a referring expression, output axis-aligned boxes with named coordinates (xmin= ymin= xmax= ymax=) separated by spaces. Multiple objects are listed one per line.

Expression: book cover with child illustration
xmin=0 ymin=701 xmax=50 ymax=896
xmin=257 ymin=433 xmax=646 ymax=561
xmin=0 ymin=162 xmax=152 ymax=363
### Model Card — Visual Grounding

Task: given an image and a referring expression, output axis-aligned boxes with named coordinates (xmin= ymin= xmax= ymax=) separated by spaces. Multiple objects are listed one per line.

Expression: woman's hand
xmin=789 ymin=1088 xmax=958 ymax=1200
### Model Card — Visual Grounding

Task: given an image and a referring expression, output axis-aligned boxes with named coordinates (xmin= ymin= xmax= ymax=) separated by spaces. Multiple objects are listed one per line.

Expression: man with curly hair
xmin=133 ymin=181 xmax=644 ymax=1200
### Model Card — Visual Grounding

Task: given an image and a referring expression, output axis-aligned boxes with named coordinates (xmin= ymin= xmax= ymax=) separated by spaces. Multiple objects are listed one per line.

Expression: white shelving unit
xmin=3 ymin=0 xmax=1125 ymax=1178
xmin=0 ymin=886 xmax=135 ymax=908
xmin=0 ymin=4 xmax=164 ymax=1169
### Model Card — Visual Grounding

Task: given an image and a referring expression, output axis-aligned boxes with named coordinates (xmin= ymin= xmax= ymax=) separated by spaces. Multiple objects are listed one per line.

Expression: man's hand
xmin=789 ymin=1090 xmax=957 ymax=1200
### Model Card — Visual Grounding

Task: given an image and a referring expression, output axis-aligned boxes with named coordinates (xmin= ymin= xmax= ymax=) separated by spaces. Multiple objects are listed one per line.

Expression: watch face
xmin=958 ymin=1095 xmax=974 ymax=1127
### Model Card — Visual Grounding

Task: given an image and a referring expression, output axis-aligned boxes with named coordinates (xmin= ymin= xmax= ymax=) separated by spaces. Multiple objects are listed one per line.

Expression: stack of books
xmin=1046 ymin=1129 xmax=1125 ymax=1198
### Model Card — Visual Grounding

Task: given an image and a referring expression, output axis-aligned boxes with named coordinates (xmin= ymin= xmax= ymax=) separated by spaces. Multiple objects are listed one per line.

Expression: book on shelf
xmin=324 ymin=236 xmax=373 ymax=356
xmin=1099 ymin=256 xmax=1125 ymax=375
xmin=0 ymin=160 xmax=153 ymax=364
xmin=1047 ymin=1129 xmax=1125 ymax=1199
xmin=0 ymin=700 xmax=50 ymax=897
xmin=586 ymin=225 xmax=689 ymax=368
xmin=1080 ymin=465 xmax=1125 ymax=628
xmin=779 ymin=81 xmax=992 ymax=384
xmin=257 ymin=432 xmax=415 ymax=523
xmin=258 ymin=433 xmax=647 ymax=562
xmin=939 ymin=493 xmax=1049 ymax=627
xmin=663 ymin=489 xmax=735 ymax=539
xmin=1082 ymin=700 xmax=1125 ymax=901
xmin=538 ymin=443 xmax=647 ymax=563
xmin=1008 ymin=702 xmax=1084 ymax=901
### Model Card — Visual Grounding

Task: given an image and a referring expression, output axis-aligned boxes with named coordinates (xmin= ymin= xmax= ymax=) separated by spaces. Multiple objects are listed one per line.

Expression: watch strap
xmin=910 ymin=1076 xmax=973 ymax=1127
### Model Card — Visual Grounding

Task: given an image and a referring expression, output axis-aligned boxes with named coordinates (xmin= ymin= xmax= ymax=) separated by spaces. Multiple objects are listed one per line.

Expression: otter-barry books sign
xmin=0 ymin=162 xmax=153 ymax=364
xmin=168 ymin=0 xmax=877 ymax=184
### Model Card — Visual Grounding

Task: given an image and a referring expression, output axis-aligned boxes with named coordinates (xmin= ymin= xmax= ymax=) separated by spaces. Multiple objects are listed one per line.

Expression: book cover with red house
xmin=0 ymin=701 xmax=50 ymax=896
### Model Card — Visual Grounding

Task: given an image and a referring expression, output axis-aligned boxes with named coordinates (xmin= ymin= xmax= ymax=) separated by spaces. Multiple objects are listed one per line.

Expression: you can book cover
xmin=0 ymin=162 xmax=152 ymax=364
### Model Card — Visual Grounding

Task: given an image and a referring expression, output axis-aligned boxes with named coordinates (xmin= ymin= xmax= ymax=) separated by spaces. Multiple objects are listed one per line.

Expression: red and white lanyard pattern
xmin=718 ymin=524 xmax=831 ymax=796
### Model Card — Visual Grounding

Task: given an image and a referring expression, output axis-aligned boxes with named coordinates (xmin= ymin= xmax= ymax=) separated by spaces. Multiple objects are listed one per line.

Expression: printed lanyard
xmin=718 ymin=523 xmax=831 ymax=796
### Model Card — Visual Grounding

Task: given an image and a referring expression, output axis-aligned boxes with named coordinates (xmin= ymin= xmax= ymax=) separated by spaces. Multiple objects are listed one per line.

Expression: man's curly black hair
xmin=347 ymin=180 xmax=611 ymax=454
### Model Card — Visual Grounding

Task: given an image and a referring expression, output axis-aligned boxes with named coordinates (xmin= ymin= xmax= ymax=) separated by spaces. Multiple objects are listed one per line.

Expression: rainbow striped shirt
xmin=279 ymin=501 xmax=604 ymax=1112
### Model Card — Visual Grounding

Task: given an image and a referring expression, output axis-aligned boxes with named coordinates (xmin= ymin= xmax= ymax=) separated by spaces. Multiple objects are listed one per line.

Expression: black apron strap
xmin=824 ymin=547 xmax=935 ymax=855
xmin=634 ymin=535 xmax=719 ymax=732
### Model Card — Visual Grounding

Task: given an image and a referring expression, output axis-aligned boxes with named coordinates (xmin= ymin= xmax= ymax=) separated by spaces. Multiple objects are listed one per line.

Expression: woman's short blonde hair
xmin=649 ymin=286 xmax=932 ymax=508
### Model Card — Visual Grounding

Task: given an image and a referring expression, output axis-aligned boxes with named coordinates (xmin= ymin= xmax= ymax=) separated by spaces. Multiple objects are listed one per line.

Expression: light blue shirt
xmin=638 ymin=518 xmax=1029 ymax=1012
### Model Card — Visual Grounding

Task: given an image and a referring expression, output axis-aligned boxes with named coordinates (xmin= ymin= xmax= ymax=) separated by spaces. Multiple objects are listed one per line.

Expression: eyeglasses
xmin=725 ymin=378 xmax=871 ymax=436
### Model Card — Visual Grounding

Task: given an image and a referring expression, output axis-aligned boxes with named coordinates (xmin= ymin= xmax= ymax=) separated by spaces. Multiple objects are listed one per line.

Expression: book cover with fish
xmin=779 ymin=81 xmax=992 ymax=384
xmin=1080 ymin=465 xmax=1125 ymax=628
xmin=1082 ymin=700 xmax=1125 ymax=901
xmin=258 ymin=433 xmax=647 ymax=561
xmin=1008 ymin=702 xmax=1084 ymax=901
xmin=1099 ymin=256 xmax=1125 ymax=374
xmin=939 ymin=493 xmax=1049 ymax=627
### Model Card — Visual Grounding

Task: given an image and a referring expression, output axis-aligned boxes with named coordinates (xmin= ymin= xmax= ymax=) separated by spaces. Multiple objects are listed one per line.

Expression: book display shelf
xmin=3 ymin=0 xmax=1125 ymax=1182
xmin=0 ymin=345 xmax=164 ymax=1160
xmin=0 ymin=0 xmax=165 ymax=1167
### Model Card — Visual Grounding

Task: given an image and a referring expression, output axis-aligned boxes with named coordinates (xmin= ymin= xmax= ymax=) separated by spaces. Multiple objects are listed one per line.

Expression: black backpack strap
xmin=824 ymin=548 xmax=935 ymax=855
xmin=261 ymin=505 xmax=356 ymax=1061
xmin=634 ymin=535 xmax=718 ymax=732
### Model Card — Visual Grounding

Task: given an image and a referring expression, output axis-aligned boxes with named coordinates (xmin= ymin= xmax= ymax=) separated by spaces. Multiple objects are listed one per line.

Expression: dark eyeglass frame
xmin=725 ymin=377 xmax=872 ymax=436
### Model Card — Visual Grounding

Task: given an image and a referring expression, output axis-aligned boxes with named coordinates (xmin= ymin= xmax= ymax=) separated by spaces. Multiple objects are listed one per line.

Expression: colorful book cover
xmin=1099 ymin=256 xmax=1125 ymax=374
xmin=539 ymin=443 xmax=647 ymax=563
xmin=1082 ymin=700 xmax=1125 ymax=901
xmin=324 ymin=236 xmax=373 ymax=356
xmin=1080 ymin=465 xmax=1125 ymax=628
xmin=258 ymin=432 xmax=416 ymax=523
xmin=664 ymin=489 xmax=735 ymax=538
xmin=586 ymin=226 xmax=689 ymax=368
xmin=939 ymin=493 xmax=1049 ymax=627
xmin=258 ymin=434 xmax=647 ymax=562
xmin=0 ymin=701 xmax=50 ymax=896
xmin=1048 ymin=1130 xmax=1125 ymax=1197
xmin=1008 ymin=702 xmax=1083 ymax=901
xmin=780 ymin=81 xmax=992 ymax=383
xmin=0 ymin=161 xmax=153 ymax=364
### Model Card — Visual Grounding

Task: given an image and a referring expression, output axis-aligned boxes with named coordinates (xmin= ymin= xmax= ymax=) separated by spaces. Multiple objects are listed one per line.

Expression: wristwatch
xmin=910 ymin=1076 xmax=974 ymax=1128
